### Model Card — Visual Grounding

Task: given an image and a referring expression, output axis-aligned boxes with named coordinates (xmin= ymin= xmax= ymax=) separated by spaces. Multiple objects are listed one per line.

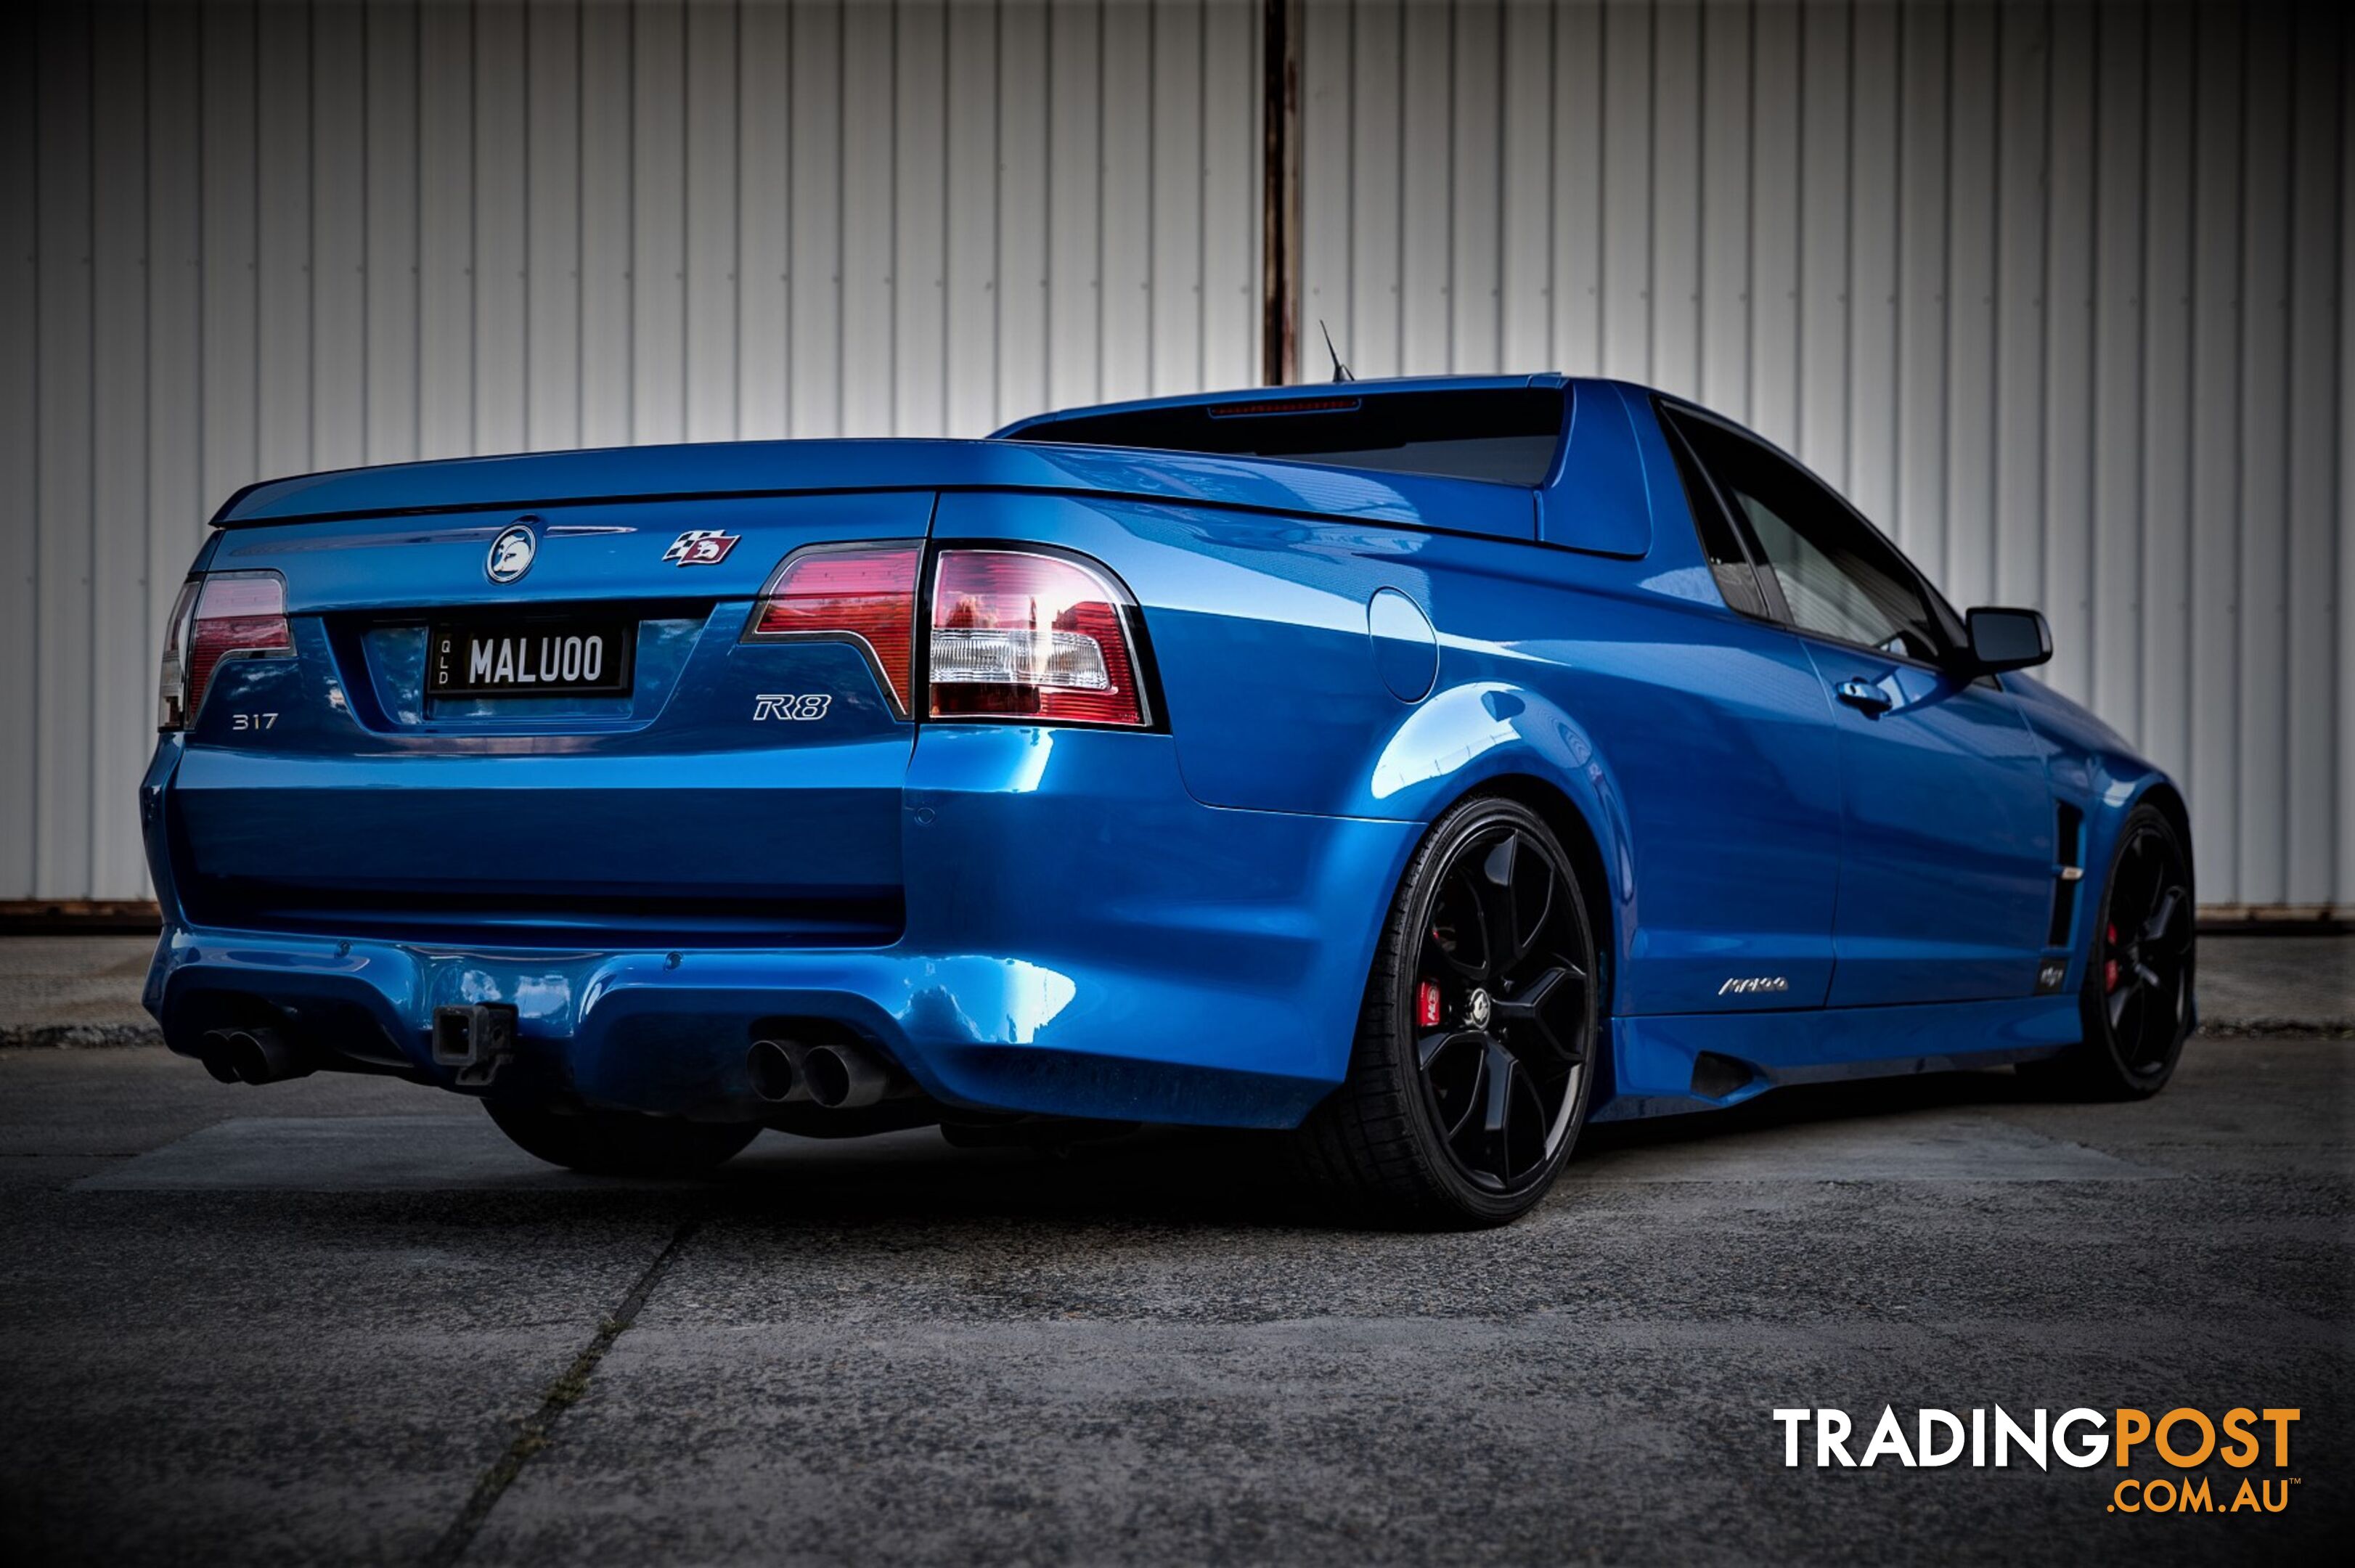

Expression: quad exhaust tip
xmin=746 ymin=1036 xmax=897 ymax=1111
xmin=746 ymin=1038 xmax=807 ymax=1104
xmin=801 ymin=1041 xmax=890 ymax=1110
xmin=197 ymin=1026 xmax=312 ymax=1086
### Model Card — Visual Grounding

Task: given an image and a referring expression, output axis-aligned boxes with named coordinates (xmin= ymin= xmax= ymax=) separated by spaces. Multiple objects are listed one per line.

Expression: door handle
xmin=1837 ymin=678 xmax=1894 ymax=716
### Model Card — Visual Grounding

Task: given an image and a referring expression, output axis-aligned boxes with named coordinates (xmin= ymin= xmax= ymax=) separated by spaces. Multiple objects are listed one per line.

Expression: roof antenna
xmin=1319 ymin=319 xmax=1355 ymax=383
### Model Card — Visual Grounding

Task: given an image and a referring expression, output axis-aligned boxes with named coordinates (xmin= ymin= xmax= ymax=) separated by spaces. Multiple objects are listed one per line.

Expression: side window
xmin=1658 ymin=409 xmax=1771 ymax=620
xmin=1673 ymin=412 xmax=1947 ymax=662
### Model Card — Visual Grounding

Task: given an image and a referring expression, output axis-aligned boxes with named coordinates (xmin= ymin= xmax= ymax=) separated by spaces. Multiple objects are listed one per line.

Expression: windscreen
xmin=1004 ymin=388 xmax=1567 ymax=486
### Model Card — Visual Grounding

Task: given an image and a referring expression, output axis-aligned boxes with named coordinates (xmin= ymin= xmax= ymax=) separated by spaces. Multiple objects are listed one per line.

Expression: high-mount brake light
xmin=928 ymin=549 xmax=1149 ymax=728
xmin=157 ymin=572 xmax=293 ymax=730
xmin=743 ymin=542 xmax=922 ymax=716
xmin=1206 ymin=396 xmax=1362 ymax=418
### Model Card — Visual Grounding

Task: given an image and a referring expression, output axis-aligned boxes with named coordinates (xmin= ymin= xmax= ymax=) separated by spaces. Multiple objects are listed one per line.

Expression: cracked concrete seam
xmin=423 ymin=1214 xmax=706 ymax=1568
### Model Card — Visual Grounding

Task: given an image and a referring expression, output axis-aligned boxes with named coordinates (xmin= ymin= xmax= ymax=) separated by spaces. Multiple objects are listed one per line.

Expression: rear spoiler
xmin=211 ymin=437 xmax=1540 ymax=543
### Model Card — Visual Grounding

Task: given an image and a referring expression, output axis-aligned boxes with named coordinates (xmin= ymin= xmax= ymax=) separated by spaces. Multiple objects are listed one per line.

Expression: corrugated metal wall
xmin=1302 ymin=0 xmax=2351 ymax=916
xmin=1 ymin=0 xmax=1263 ymax=902
xmin=3 ymin=0 xmax=2348 ymax=915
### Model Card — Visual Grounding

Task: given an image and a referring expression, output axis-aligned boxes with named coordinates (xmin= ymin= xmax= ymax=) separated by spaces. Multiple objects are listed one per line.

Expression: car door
xmin=1665 ymin=409 xmax=2056 ymax=1007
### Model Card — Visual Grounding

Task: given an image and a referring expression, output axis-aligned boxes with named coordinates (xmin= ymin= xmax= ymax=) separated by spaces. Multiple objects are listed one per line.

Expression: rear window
xmin=1003 ymin=388 xmax=1567 ymax=486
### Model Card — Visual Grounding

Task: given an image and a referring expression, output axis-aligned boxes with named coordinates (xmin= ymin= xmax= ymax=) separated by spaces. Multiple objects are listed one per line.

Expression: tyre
xmin=2023 ymin=803 xmax=2196 ymax=1100
xmin=1297 ymin=796 xmax=1602 ymax=1228
xmin=484 ymin=1101 xmax=762 ymax=1177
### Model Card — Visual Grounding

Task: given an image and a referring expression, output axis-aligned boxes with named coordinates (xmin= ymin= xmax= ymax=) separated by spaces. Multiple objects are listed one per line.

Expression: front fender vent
xmin=2046 ymin=802 xmax=2086 ymax=949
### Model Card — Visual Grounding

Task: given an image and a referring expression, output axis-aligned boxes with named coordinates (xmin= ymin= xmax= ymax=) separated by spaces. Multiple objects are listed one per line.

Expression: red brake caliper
xmin=1416 ymin=979 xmax=1444 ymax=1029
xmin=2103 ymin=922 xmax=2119 ymax=993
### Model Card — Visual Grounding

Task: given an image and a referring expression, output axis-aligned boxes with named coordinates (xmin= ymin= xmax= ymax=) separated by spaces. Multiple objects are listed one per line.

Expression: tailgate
xmin=168 ymin=491 xmax=934 ymax=945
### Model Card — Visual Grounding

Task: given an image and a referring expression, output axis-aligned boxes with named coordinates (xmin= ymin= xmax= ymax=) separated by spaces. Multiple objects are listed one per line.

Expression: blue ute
xmin=143 ymin=375 xmax=2195 ymax=1225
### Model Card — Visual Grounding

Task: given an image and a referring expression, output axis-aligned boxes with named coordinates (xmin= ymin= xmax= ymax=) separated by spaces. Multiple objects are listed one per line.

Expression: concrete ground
xmin=0 ymin=939 xmax=2348 ymax=1565
xmin=2194 ymin=934 xmax=2355 ymax=1032
xmin=0 ymin=936 xmax=158 ymax=1046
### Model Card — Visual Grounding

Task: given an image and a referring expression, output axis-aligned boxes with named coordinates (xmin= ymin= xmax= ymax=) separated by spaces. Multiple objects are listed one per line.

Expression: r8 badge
xmin=753 ymin=693 xmax=831 ymax=722
xmin=663 ymin=528 xmax=741 ymax=566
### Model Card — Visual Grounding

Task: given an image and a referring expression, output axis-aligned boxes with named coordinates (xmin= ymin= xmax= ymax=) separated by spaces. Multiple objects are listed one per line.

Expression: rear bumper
xmin=142 ymin=727 xmax=1419 ymax=1129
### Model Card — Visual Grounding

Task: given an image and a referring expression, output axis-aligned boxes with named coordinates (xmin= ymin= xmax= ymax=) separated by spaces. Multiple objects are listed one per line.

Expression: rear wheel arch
xmin=1464 ymin=773 xmax=1620 ymax=1018
xmin=1299 ymin=790 xmax=1607 ymax=1225
xmin=1363 ymin=682 xmax=1633 ymax=1000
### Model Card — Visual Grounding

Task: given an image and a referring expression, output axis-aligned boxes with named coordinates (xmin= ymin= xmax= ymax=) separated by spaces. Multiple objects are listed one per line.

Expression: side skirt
xmin=1591 ymin=995 xmax=2081 ymax=1122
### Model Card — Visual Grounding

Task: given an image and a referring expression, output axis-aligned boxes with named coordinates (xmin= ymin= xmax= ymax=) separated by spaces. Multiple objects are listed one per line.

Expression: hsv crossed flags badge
xmin=662 ymin=528 xmax=741 ymax=566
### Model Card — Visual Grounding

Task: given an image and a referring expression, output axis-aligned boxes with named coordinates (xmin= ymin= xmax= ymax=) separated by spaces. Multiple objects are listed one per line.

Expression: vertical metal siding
xmin=4 ymin=0 xmax=1262 ymax=902
xmin=35 ymin=7 xmax=95 ymax=902
xmin=1 ymin=8 xmax=38 ymax=905
xmin=90 ymin=4 xmax=150 ymax=901
xmin=1302 ymin=0 xmax=2348 ymax=915
xmin=2342 ymin=9 xmax=2355 ymax=915
xmin=3 ymin=0 xmax=2344 ymax=916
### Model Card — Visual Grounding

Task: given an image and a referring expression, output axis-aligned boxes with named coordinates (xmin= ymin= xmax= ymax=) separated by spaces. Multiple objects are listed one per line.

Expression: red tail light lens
xmin=743 ymin=543 xmax=922 ymax=715
xmin=158 ymin=572 xmax=292 ymax=730
xmin=929 ymin=550 xmax=1148 ymax=727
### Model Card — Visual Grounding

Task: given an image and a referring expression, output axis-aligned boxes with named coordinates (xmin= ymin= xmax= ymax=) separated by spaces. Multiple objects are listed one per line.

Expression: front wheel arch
xmin=2023 ymin=799 xmax=2195 ymax=1101
xmin=2133 ymin=781 xmax=2195 ymax=889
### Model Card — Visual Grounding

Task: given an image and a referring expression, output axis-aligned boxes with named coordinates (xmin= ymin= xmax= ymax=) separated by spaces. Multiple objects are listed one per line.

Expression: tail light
xmin=928 ymin=549 xmax=1149 ymax=727
xmin=157 ymin=572 xmax=293 ymax=730
xmin=743 ymin=543 xmax=922 ymax=715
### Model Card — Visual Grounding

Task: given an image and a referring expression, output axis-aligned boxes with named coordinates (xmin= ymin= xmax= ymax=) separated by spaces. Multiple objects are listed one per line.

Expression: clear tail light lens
xmin=743 ymin=543 xmax=922 ymax=715
xmin=157 ymin=572 xmax=292 ymax=730
xmin=929 ymin=550 xmax=1148 ymax=727
xmin=155 ymin=579 xmax=201 ymax=730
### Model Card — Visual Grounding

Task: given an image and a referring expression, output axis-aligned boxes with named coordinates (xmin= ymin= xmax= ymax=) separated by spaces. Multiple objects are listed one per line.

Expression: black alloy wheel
xmin=1298 ymin=796 xmax=1601 ymax=1227
xmin=2097 ymin=817 xmax=2196 ymax=1076
xmin=1414 ymin=822 xmax=1593 ymax=1192
xmin=2026 ymin=802 xmax=2195 ymax=1100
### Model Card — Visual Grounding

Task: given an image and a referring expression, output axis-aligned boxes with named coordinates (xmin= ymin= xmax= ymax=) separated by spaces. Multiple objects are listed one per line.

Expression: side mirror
xmin=1964 ymin=606 xmax=2052 ymax=674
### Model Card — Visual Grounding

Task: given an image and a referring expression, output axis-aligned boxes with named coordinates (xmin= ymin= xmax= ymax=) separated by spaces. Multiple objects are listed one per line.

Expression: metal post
xmin=1260 ymin=0 xmax=1301 ymax=386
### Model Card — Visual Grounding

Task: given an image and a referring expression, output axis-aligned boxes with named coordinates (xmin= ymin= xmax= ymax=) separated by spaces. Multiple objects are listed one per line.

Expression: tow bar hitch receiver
xmin=432 ymin=1003 xmax=518 ymax=1087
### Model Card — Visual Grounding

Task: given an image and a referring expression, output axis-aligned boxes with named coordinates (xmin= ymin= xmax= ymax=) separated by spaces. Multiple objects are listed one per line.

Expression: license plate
xmin=428 ymin=618 xmax=634 ymax=696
